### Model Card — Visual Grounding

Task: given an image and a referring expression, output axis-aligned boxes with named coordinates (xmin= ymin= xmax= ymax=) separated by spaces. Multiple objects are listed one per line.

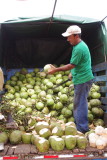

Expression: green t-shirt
xmin=70 ymin=41 xmax=94 ymax=85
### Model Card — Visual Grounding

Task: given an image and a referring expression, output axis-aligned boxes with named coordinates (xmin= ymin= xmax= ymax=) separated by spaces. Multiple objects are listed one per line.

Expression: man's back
xmin=70 ymin=41 xmax=94 ymax=84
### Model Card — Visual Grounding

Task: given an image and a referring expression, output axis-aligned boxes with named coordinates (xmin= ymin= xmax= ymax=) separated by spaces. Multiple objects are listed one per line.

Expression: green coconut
xmin=22 ymin=132 xmax=32 ymax=144
xmin=65 ymin=135 xmax=77 ymax=149
xmin=49 ymin=136 xmax=59 ymax=144
xmin=39 ymin=128 xmax=51 ymax=139
xmin=31 ymin=134 xmax=40 ymax=144
xmin=0 ymin=132 xmax=8 ymax=144
xmin=85 ymin=129 xmax=95 ymax=139
xmin=76 ymin=136 xmax=88 ymax=149
xmin=67 ymin=117 xmax=75 ymax=122
xmin=52 ymin=126 xmax=64 ymax=137
xmin=19 ymin=126 xmax=25 ymax=131
xmin=62 ymin=135 xmax=66 ymax=141
xmin=65 ymin=125 xmax=77 ymax=135
xmin=44 ymin=64 xmax=52 ymax=73
xmin=28 ymin=118 xmax=37 ymax=127
xmin=65 ymin=122 xmax=76 ymax=127
xmin=35 ymin=121 xmax=49 ymax=134
xmin=42 ymin=107 xmax=49 ymax=114
xmin=50 ymin=137 xmax=65 ymax=151
xmin=50 ymin=121 xmax=61 ymax=130
xmin=33 ymin=135 xmax=41 ymax=145
xmin=36 ymin=137 xmax=49 ymax=152
xmin=9 ymin=130 xmax=22 ymax=145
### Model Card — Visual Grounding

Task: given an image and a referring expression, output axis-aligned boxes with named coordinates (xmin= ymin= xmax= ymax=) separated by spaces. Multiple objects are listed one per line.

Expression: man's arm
xmin=48 ymin=64 xmax=75 ymax=74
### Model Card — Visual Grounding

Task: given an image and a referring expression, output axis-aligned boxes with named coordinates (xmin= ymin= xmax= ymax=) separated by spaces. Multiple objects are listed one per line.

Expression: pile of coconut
xmin=88 ymin=126 xmax=107 ymax=149
xmin=0 ymin=121 xmax=88 ymax=152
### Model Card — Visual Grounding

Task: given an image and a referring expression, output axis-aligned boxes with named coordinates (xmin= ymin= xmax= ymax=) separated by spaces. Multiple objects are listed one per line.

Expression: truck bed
xmin=0 ymin=143 xmax=107 ymax=160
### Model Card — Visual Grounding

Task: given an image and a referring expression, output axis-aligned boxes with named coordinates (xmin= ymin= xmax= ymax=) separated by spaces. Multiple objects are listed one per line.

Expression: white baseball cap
xmin=62 ymin=25 xmax=81 ymax=37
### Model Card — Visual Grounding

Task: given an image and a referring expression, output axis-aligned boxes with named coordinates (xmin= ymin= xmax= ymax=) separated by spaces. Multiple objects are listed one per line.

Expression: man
xmin=48 ymin=25 xmax=94 ymax=133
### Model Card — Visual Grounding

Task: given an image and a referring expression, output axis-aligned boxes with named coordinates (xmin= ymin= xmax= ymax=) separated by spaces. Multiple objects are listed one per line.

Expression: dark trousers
xmin=73 ymin=79 xmax=94 ymax=133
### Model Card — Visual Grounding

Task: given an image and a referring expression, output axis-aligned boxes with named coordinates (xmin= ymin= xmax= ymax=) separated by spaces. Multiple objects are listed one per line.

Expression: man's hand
xmin=68 ymin=73 xmax=72 ymax=80
xmin=48 ymin=64 xmax=57 ymax=74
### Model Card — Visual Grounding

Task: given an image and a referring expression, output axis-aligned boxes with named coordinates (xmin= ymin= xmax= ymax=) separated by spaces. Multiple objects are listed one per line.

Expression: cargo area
xmin=0 ymin=15 xmax=107 ymax=113
xmin=0 ymin=1 xmax=107 ymax=159
xmin=0 ymin=143 xmax=107 ymax=160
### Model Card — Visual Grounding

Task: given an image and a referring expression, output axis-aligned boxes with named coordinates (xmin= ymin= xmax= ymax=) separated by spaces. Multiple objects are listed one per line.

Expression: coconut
xmin=31 ymin=134 xmax=40 ymax=144
xmin=96 ymin=138 xmax=106 ymax=149
xmin=65 ymin=122 xmax=76 ymax=127
xmin=28 ymin=118 xmax=37 ymax=127
xmin=39 ymin=128 xmax=51 ymax=139
xmin=0 ymin=132 xmax=8 ymax=144
xmin=33 ymin=135 xmax=41 ymax=145
xmin=50 ymin=137 xmax=65 ymax=151
xmin=88 ymin=132 xmax=99 ymax=147
xmin=9 ymin=130 xmax=22 ymax=144
xmin=85 ymin=129 xmax=95 ymax=139
xmin=19 ymin=126 xmax=25 ymax=131
xmin=95 ymin=126 xmax=105 ymax=135
xmin=65 ymin=135 xmax=76 ymax=149
xmin=50 ymin=120 xmax=61 ymax=130
xmin=76 ymin=136 xmax=88 ymax=149
xmin=88 ymin=132 xmax=99 ymax=140
xmin=44 ymin=64 xmax=52 ymax=73
xmin=65 ymin=125 xmax=77 ymax=135
xmin=89 ymin=137 xmax=97 ymax=147
xmin=20 ymin=68 xmax=28 ymax=75
xmin=49 ymin=136 xmax=59 ymax=144
xmin=38 ymin=72 xmax=47 ymax=79
xmin=93 ymin=119 xmax=104 ymax=127
xmin=104 ymin=128 xmax=107 ymax=134
xmin=61 ymin=135 xmax=66 ymax=141
xmin=99 ymin=135 xmax=107 ymax=145
xmin=67 ymin=117 xmax=75 ymax=122
xmin=36 ymin=137 xmax=49 ymax=152
xmin=22 ymin=132 xmax=32 ymax=144
xmin=42 ymin=107 xmax=49 ymax=114
xmin=52 ymin=126 xmax=64 ymax=137
xmin=0 ymin=114 xmax=5 ymax=120
xmin=35 ymin=121 xmax=49 ymax=134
